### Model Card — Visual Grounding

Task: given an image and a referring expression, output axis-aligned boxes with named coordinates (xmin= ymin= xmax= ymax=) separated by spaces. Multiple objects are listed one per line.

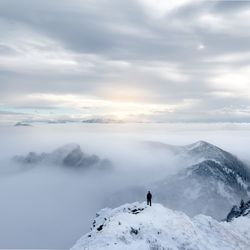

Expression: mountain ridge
xmin=109 ymin=140 xmax=250 ymax=219
xmin=13 ymin=143 xmax=112 ymax=170
xmin=71 ymin=202 xmax=250 ymax=250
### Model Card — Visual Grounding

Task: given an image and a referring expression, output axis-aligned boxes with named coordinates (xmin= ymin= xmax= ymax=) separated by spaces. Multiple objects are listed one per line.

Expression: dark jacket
xmin=147 ymin=192 xmax=152 ymax=200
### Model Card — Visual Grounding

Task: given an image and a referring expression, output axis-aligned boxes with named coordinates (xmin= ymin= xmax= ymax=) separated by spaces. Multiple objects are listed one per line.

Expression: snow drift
xmin=71 ymin=202 xmax=250 ymax=250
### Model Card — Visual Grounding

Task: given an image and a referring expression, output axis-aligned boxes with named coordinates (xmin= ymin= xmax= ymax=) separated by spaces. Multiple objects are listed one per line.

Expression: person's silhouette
xmin=147 ymin=191 xmax=152 ymax=206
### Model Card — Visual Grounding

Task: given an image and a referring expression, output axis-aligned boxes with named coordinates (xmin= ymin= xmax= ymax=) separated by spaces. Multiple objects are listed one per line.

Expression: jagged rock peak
xmin=13 ymin=143 xmax=112 ymax=170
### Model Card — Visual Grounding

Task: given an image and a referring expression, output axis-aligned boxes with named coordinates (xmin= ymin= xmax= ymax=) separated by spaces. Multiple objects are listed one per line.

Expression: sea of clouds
xmin=1 ymin=123 xmax=250 ymax=248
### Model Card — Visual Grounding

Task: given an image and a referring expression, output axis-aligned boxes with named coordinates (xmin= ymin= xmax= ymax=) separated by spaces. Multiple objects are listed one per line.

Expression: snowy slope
xmin=71 ymin=202 xmax=250 ymax=250
xmin=108 ymin=141 xmax=250 ymax=219
xmin=148 ymin=140 xmax=250 ymax=188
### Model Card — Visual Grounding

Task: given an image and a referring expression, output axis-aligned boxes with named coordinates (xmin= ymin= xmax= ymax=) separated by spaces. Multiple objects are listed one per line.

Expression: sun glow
xmin=21 ymin=93 xmax=181 ymax=122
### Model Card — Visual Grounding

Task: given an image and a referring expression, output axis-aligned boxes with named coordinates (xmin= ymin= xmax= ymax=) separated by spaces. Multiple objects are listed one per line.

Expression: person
xmin=147 ymin=191 xmax=152 ymax=206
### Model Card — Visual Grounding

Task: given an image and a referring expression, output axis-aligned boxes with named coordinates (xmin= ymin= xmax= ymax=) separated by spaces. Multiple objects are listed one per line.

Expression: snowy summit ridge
xmin=71 ymin=202 xmax=250 ymax=250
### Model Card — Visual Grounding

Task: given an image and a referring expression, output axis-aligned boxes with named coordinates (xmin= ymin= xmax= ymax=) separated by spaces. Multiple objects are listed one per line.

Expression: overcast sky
xmin=1 ymin=0 xmax=250 ymax=124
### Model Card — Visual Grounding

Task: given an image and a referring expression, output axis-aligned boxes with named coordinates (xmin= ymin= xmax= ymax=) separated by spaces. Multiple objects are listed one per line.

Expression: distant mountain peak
xmin=145 ymin=140 xmax=220 ymax=155
xmin=14 ymin=122 xmax=32 ymax=127
xmin=185 ymin=140 xmax=218 ymax=151
xmin=189 ymin=140 xmax=210 ymax=147
xmin=114 ymin=140 xmax=250 ymax=220
xmin=13 ymin=144 xmax=112 ymax=170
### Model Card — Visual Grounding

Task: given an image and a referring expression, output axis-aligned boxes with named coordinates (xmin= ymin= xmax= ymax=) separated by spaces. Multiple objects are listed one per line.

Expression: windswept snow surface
xmin=71 ymin=202 xmax=250 ymax=250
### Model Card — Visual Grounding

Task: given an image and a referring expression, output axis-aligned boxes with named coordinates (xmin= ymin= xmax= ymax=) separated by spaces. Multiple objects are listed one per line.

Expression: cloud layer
xmin=1 ymin=0 xmax=250 ymax=123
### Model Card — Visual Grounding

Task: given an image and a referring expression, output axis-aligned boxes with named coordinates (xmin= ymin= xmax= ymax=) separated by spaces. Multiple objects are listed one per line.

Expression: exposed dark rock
xmin=97 ymin=225 xmax=103 ymax=231
xmin=131 ymin=208 xmax=144 ymax=214
xmin=226 ymin=199 xmax=250 ymax=222
xmin=130 ymin=227 xmax=139 ymax=235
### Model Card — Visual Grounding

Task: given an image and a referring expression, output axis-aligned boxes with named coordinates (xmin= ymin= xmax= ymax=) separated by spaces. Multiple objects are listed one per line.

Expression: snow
xmin=229 ymin=216 xmax=250 ymax=242
xmin=236 ymin=175 xmax=249 ymax=190
xmin=186 ymin=140 xmax=209 ymax=151
xmin=71 ymin=202 xmax=250 ymax=250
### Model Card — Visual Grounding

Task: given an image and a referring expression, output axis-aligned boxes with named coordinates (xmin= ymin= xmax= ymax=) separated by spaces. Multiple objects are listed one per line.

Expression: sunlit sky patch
xmin=1 ymin=0 xmax=250 ymax=124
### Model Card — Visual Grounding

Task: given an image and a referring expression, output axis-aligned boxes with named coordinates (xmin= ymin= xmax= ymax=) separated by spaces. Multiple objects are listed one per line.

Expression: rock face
xmin=13 ymin=144 xmax=112 ymax=170
xmin=109 ymin=141 xmax=250 ymax=219
xmin=71 ymin=202 xmax=250 ymax=250
xmin=226 ymin=199 xmax=250 ymax=222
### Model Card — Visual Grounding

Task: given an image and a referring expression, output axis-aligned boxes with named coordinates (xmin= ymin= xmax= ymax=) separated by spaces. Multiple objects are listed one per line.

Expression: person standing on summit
xmin=147 ymin=191 xmax=152 ymax=206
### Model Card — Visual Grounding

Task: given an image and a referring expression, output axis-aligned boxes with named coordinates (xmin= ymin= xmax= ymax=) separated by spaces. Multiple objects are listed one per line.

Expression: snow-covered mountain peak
xmin=71 ymin=202 xmax=250 ymax=250
xmin=186 ymin=140 xmax=212 ymax=150
xmin=177 ymin=141 xmax=250 ymax=185
xmin=183 ymin=140 xmax=226 ymax=159
xmin=146 ymin=140 xmax=226 ymax=162
xmin=112 ymin=141 xmax=250 ymax=220
xmin=188 ymin=140 xmax=210 ymax=148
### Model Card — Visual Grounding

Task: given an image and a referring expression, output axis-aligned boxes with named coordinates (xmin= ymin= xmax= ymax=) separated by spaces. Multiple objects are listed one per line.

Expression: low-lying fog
xmin=1 ymin=123 xmax=250 ymax=248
